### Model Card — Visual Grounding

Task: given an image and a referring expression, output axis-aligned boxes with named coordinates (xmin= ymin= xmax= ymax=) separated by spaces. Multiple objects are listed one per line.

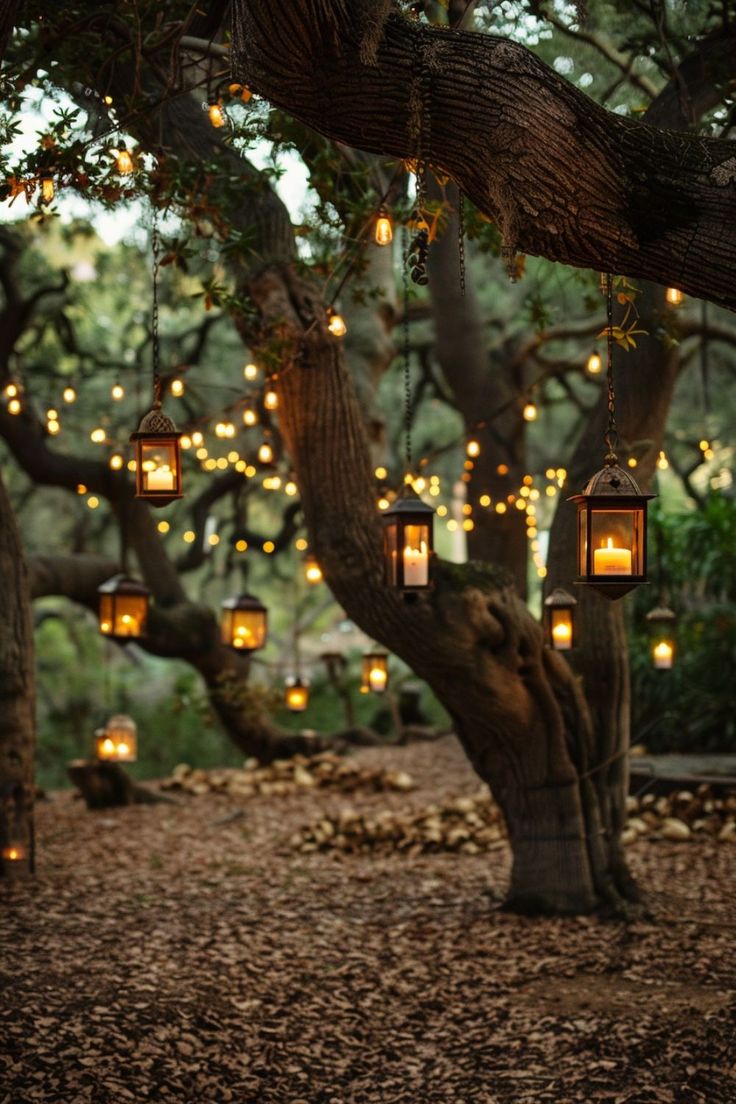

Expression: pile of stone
xmin=159 ymin=752 xmax=415 ymax=799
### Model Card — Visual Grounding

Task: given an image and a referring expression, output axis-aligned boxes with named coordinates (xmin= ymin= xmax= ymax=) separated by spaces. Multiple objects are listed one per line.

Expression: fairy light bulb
xmin=586 ymin=351 xmax=602 ymax=375
xmin=264 ymin=387 xmax=278 ymax=411
xmin=243 ymin=404 xmax=258 ymax=427
xmin=170 ymin=378 xmax=185 ymax=397
xmin=466 ymin=439 xmax=480 ymax=458
xmin=522 ymin=402 xmax=538 ymax=422
xmin=115 ymin=148 xmax=134 ymax=175
xmin=208 ymin=100 xmax=226 ymax=128
xmin=109 ymin=454 xmax=124 ymax=470
xmin=111 ymin=382 xmax=124 ymax=400
xmin=4 ymin=383 xmax=17 ymax=398
xmin=244 ymin=363 xmax=258 ymax=381
xmin=328 ymin=310 xmax=347 ymax=337
xmin=63 ymin=386 xmax=77 ymax=403
xmin=665 ymin=287 xmax=684 ymax=307
xmin=258 ymin=441 xmax=273 ymax=465
xmin=90 ymin=427 xmax=106 ymax=443
xmin=8 ymin=399 xmax=21 ymax=415
xmin=39 ymin=171 xmax=54 ymax=205
xmin=375 ymin=210 xmax=393 ymax=246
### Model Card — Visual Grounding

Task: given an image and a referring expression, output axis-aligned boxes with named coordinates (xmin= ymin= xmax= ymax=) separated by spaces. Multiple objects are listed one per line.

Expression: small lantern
xmin=95 ymin=715 xmax=138 ymax=762
xmin=646 ymin=605 xmax=676 ymax=670
xmin=264 ymin=385 xmax=278 ymax=411
xmin=304 ymin=555 xmax=323 ymax=585
xmin=114 ymin=146 xmax=134 ymax=175
xmin=130 ymin=405 xmax=183 ymax=507
xmin=98 ymin=574 xmax=150 ymax=639
xmin=382 ymin=484 xmax=435 ymax=590
xmin=543 ymin=588 xmax=577 ymax=651
xmin=285 ymin=675 xmax=309 ymax=712
xmin=522 ymin=401 xmax=538 ymax=422
xmin=221 ymin=593 xmax=268 ymax=652
xmin=375 ymin=210 xmax=393 ymax=246
xmin=243 ymin=402 xmax=258 ymax=427
xmin=257 ymin=441 xmax=274 ymax=465
xmin=362 ymin=651 xmax=389 ymax=694
xmin=569 ymin=462 xmax=654 ymax=599
xmin=665 ymin=287 xmax=684 ymax=307
xmin=1 ymin=783 xmax=29 ymax=871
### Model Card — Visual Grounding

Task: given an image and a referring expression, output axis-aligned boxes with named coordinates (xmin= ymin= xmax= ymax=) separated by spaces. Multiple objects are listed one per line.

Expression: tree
xmin=0 ymin=0 xmax=734 ymax=911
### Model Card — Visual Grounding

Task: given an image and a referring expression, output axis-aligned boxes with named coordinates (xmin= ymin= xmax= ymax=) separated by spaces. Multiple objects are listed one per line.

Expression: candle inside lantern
xmin=99 ymin=737 xmax=116 ymax=759
xmin=2 ymin=844 xmax=25 ymax=862
xmin=233 ymin=624 xmax=254 ymax=648
xmin=118 ymin=613 xmax=140 ymax=636
xmin=402 ymin=526 xmax=429 ymax=586
xmin=653 ymin=640 xmax=673 ymax=669
xmin=145 ymin=465 xmax=175 ymax=492
xmin=368 ymin=666 xmax=388 ymax=693
xmin=551 ymin=619 xmax=573 ymax=650
xmin=593 ymin=537 xmax=632 ymax=576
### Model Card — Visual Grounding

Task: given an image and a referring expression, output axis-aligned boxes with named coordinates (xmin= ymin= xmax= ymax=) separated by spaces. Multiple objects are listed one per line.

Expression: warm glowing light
xmin=304 ymin=555 xmax=323 ymax=584
xmin=495 ymin=503 xmax=507 ymax=514
xmin=115 ymin=147 xmax=134 ymax=175
xmin=244 ymin=363 xmax=258 ymax=381
xmin=375 ymin=212 xmax=393 ymax=246
xmin=656 ymin=450 xmax=669 ymax=471
xmin=328 ymin=311 xmax=347 ymax=337
xmin=593 ymin=537 xmax=632 ymax=576
xmin=665 ymin=287 xmax=684 ymax=307
xmin=8 ymin=399 xmax=21 ymax=415
xmin=285 ymin=677 xmax=309 ymax=712
xmin=653 ymin=640 xmax=674 ymax=669
xmin=40 ymin=172 xmax=54 ymax=204
xmin=208 ymin=100 xmax=226 ymax=128
xmin=497 ymin=464 xmax=508 ymax=476
xmin=191 ymin=431 xmax=204 ymax=447
xmin=586 ymin=351 xmax=602 ymax=375
xmin=243 ymin=405 xmax=258 ymax=426
xmin=183 ymin=530 xmax=196 ymax=543
xmin=208 ymin=533 xmax=220 ymax=546
xmin=170 ymin=378 xmax=185 ymax=397
xmin=285 ymin=481 xmax=298 ymax=496
xmin=523 ymin=402 xmax=538 ymax=422
xmin=4 ymin=383 xmax=17 ymax=398
xmin=157 ymin=520 xmax=170 ymax=534
xmin=264 ymin=387 xmax=278 ymax=411
xmin=258 ymin=442 xmax=273 ymax=464
xmin=91 ymin=428 xmax=106 ymax=443
xmin=2 ymin=845 xmax=25 ymax=862
xmin=87 ymin=496 xmax=99 ymax=509
xmin=235 ymin=539 xmax=248 ymax=552
xmin=263 ymin=540 xmax=275 ymax=554
xmin=63 ymin=386 xmax=77 ymax=403
xmin=47 ymin=419 xmax=60 ymax=435
xmin=479 ymin=494 xmax=491 ymax=507
xmin=466 ymin=439 xmax=480 ymax=458
xmin=111 ymin=383 xmax=124 ymax=400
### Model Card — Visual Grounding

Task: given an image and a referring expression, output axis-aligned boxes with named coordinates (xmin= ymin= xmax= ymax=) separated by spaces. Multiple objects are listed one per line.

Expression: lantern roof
xmin=383 ymin=483 xmax=435 ymax=517
xmin=570 ymin=461 xmax=655 ymax=502
xmin=221 ymin=592 xmax=267 ymax=613
xmin=130 ymin=404 xmax=180 ymax=439
xmin=286 ymin=674 xmax=309 ymax=688
xmin=645 ymin=605 xmax=676 ymax=623
xmin=97 ymin=573 xmax=150 ymax=598
xmin=544 ymin=587 xmax=578 ymax=609
xmin=105 ymin=713 xmax=137 ymax=733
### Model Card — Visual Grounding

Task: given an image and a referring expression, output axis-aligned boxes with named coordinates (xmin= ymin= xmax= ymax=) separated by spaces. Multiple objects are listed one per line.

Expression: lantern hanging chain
xmin=151 ymin=209 xmax=162 ymax=409
xmin=402 ymin=226 xmax=413 ymax=473
xmin=458 ymin=189 xmax=466 ymax=298
xmin=604 ymin=272 xmax=619 ymax=464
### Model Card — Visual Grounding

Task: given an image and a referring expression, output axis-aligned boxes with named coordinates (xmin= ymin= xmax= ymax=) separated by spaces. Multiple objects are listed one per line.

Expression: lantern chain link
xmin=402 ymin=226 xmax=413 ymax=472
xmin=151 ymin=208 xmax=162 ymax=408
xmin=458 ymin=189 xmax=466 ymax=297
xmin=604 ymin=272 xmax=619 ymax=463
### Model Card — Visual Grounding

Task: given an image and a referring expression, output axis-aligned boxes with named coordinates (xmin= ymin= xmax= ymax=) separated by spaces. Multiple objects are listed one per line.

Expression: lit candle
xmin=402 ymin=540 xmax=428 ymax=586
xmin=551 ymin=621 xmax=572 ymax=650
xmin=593 ymin=538 xmax=632 ymax=576
xmin=233 ymin=624 xmax=254 ymax=647
xmin=369 ymin=667 xmax=388 ymax=693
xmin=118 ymin=613 xmax=140 ymax=636
xmin=145 ymin=466 xmax=175 ymax=492
xmin=117 ymin=741 xmax=130 ymax=758
xmin=99 ymin=737 xmax=116 ymax=758
xmin=653 ymin=641 xmax=673 ymax=669
xmin=2 ymin=845 xmax=25 ymax=862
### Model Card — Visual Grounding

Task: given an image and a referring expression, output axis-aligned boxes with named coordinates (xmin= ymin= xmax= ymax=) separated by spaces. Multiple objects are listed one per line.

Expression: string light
xmin=586 ymin=351 xmax=602 ymax=375
xmin=3 ymin=383 xmax=18 ymax=398
xmin=90 ymin=427 xmax=106 ymax=443
xmin=170 ymin=378 xmax=185 ymax=397
xmin=375 ymin=209 xmax=393 ymax=246
xmin=665 ymin=287 xmax=684 ymax=307
xmin=111 ymin=382 xmax=124 ymax=400
xmin=522 ymin=401 xmax=538 ymax=422
xmin=244 ymin=363 xmax=258 ymax=381
xmin=7 ymin=398 xmax=21 ymax=414
xmin=466 ymin=439 xmax=480 ymax=458
xmin=243 ymin=403 xmax=258 ymax=426
xmin=114 ymin=147 xmax=134 ymax=175
xmin=264 ymin=385 xmax=279 ymax=411
xmin=208 ymin=99 xmax=227 ymax=128
xmin=63 ymin=386 xmax=77 ymax=403
xmin=258 ymin=441 xmax=273 ymax=465
xmin=327 ymin=308 xmax=347 ymax=337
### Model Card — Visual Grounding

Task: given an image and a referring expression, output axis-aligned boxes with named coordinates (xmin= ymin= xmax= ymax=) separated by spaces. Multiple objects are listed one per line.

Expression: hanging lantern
xmin=375 ymin=209 xmax=394 ymax=247
xmin=263 ymin=384 xmax=279 ymax=411
xmin=95 ymin=715 xmax=138 ymax=763
xmin=586 ymin=351 xmax=602 ymax=376
xmin=244 ymin=362 xmax=258 ymax=381
xmin=646 ymin=605 xmax=677 ymax=670
xmin=284 ymin=675 xmax=310 ymax=712
xmin=362 ymin=651 xmax=389 ymax=694
xmin=98 ymin=575 xmax=150 ymax=639
xmin=543 ymin=588 xmax=577 ymax=651
xmin=304 ymin=554 xmax=323 ymax=585
xmin=208 ymin=98 xmax=227 ymax=128
xmin=220 ymin=593 xmax=268 ymax=652
xmin=39 ymin=170 xmax=54 ymax=205
xmin=130 ymin=406 xmax=183 ymax=507
xmin=114 ymin=146 xmax=134 ymax=175
xmin=665 ymin=287 xmax=684 ymax=307
xmin=382 ymin=484 xmax=435 ymax=590
xmin=570 ymin=274 xmax=654 ymax=600
xmin=257 ymin=441 xmax=274 ymax=465
xmin=243 ymin=401 xmax=258 ymax=427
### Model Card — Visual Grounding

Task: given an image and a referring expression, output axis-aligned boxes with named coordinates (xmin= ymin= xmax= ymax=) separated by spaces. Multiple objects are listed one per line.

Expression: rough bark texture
xmin=233 ymin=2 xmax=736 ymax=311
xmin=0 ymin=471 xmax=35 ymax=880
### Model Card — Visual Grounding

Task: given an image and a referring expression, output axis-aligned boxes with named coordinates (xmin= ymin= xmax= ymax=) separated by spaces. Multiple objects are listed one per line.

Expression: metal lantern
xmin=382 ymin=484 xmax=435 ymax=590
xmin=646 ymin=605 xmax=677 ymax=670
xmin=130 ymin=406 xmax=183 ymax=507
xmin=220 ymin=593 xmax=268 ymax=652
xmin=569 ymin=462 xmax=654 ymax=599
xmin=543 ymin=588 xmax=577 ymax=651
xmin=95 ymin=714 xmax=138 ymax=763
xmin=362 ymin=651 xmax=389 ymax=694
xmin=98 ymin=574 xmax=150 ymax=639
xmin=285 ymin=675 xmax=310 ymax=712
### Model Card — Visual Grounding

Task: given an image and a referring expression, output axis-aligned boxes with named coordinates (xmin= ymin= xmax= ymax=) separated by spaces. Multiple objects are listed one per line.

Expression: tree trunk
xmin=233 ymin=2 xmax=736 ymax=311
xmin=66 ymin=760 xmax=171 ymax=810
xmin=0 ymin=472 xmax=35 ymax=880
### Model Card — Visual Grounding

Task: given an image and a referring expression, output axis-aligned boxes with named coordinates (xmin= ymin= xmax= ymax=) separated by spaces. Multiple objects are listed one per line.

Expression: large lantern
xmin=362 ymin=651 xmax=389 ymax=694
xmin=130 ymin=406 xmax=183 ymax=507
xmin=543 ymin=588 xmax=577 ymax=651
xmin=569 ymin=462 xmax=654 ymax=599
xmin=95 ymin=715 xmax=138 ymax=762
xmin=221 ymin=593 xmax=268 ymax=652
xmin=382 ymin=485 xmax=435 ymax=590
xmin=98 ymin=574 xmax=150 ymax=639
xmin=646 ymin=605 xmax=677 ymax=669
xmin=284 ymin=675 xmax=309 ymax=712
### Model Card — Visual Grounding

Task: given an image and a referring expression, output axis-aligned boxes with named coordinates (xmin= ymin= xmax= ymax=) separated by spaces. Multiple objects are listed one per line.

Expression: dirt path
xmin=2 ymin=737 xmax=735 ymax=1103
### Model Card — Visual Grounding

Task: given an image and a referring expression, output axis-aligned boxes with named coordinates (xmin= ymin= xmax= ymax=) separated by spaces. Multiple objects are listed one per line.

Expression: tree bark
xmin=0 ymin=471 xmax=35 ymax=880
xmin=233 ymin=2 xmax=736 ymax=311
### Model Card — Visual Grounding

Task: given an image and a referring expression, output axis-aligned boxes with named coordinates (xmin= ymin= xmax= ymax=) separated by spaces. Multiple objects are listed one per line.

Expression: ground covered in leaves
xmin=2 ymin=737 xmax=735 ymax=1103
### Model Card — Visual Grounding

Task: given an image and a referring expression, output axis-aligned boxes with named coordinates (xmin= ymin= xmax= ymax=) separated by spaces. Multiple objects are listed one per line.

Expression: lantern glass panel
xmin=402 ymin=523 xmax=430 ymax=587
xmin=139 ymin=440 xmax=179 ymax=494
xmin=285 ymin=679 xmax=309 ymax=712
xmin=652 ymin=636 xmax=675 ymax=669
xmin=222 ymin=608 xmax=267 ymax=651
xmin=362 ymin=654 xmax=388 ymax=693
xmin=550 ymin=608 xmax=573 ymax=651
xmin=384 ymin=521 xmax=398 ymax=587
xmin=99 ymin=593 xmax=147 ymax=637
xmin=590 ymin=508 xmax=643 ymax=576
